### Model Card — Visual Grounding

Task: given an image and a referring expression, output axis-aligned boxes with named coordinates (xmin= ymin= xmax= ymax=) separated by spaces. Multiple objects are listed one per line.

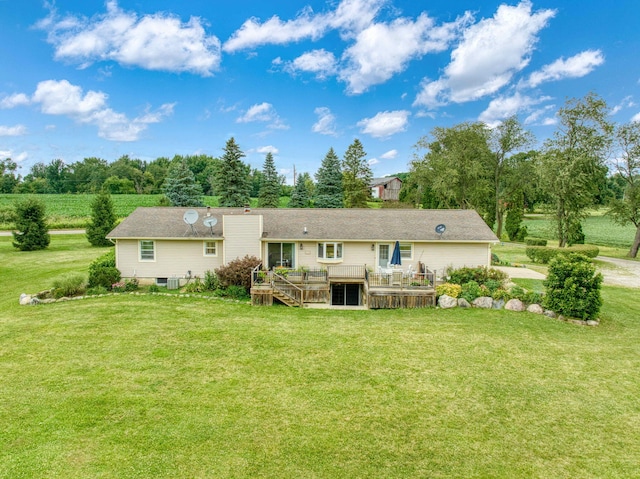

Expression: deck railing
xmin=367 ymin=270 xmax=435 ymax=290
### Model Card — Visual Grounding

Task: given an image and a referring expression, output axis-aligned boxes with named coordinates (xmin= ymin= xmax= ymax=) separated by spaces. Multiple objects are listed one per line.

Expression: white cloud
xmin=0 ymin=150 xmax=28 ymax=162
xmin=223 ymin=0 xmax=385 ymax=52
xmin=236 ymin=102 xmax=288 ymax=130
xmin=38 ymin=1 xmax=221 ymax=75
xmin=610 ymin=96 xmax=635 ymax=116
xmin=479 ymin=92 xmax=551 ymax=126
xmin=0 ymin=125 xmax=27 ymax=136
xmin=257 ymin=145 xmax=279 ymax=155
xmin=0 ymin=93 xmax=31 ymax=109
xmin=414 ymin=1 xmax=555 ymax=108
xmin=312 ymin=107 xmax=337 ymax=136
xmin=340 ymin=13 xmax=470 ymax=94
xmin=16 ymin=79 xmax=173 ymax=141
xmin=357 ymin=110 xmax=410 ymax=138
xmin=368 ymin=158 xmax=380 ymax=166
xmin=287 ymin=49 xmax=337 ymax=79
xmin=380 ymin=149 xmax=397 ymax=159
xmin=541 ymin=116 xmax=558 ymax=126
xmin=526 ymin=50 xmax=604 ymax=88
xmin=632 ymin=112 xmax=640 ymax=123
xmin=523 ymin=104 xmax=556 ymax=125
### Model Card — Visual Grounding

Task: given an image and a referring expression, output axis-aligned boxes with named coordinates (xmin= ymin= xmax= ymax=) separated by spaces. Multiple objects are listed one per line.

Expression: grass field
xmin=1 ymin=235 xmax=639 ymax=478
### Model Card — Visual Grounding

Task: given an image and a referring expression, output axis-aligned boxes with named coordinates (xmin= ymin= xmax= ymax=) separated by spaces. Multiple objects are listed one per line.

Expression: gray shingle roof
xmin=107 ymin=207 xmax=498 ymax=242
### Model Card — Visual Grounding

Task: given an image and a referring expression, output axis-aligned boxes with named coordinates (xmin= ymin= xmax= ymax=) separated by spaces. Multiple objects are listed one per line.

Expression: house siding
xmin=115 ymin=239 xmax=223 ymax=280
xmin=223 ymin=215 xmax=262 ymax=263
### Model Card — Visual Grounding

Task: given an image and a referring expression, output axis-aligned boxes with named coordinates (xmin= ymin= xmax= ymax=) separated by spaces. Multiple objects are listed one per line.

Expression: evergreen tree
xmin=289 ymin=173 xmax=311 ymax=208
xmin=86 ymin=190 xmax=117 ymax=247
xmin=257 ymin=152 xmax=281 ymax=208
xmin=314 ymin=148 xmax=343 ymax=208
xmin=212 ymin=137 xmax=251 ymax=207
xmin=342 ymin=139 xmax=372 ymax=208
xmin=12 ymin=197 xmax=50 ymax=251
xmin=163 ymin=158 xmax=204 ymax=207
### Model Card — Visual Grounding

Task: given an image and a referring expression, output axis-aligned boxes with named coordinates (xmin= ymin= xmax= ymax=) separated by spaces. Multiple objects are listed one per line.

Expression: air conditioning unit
xmin=167 ymin=277 xmax=180 ymax=290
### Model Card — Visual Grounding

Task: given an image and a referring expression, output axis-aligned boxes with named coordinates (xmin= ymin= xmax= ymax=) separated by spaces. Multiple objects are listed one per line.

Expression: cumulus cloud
xmin=38 ymin=1 xmax=221 ymax=75
xmin=526 ymin=50 xmax=604 ymax=88
xmin=380 ymin=149 xmax=398 ymax=159
xmin=286 ymin=49 xmax=337 ymax=79
xmin=357 ymin=110 xmax=410 ymax=138
xmin=5 ymin=79 xmax=174 ymax=141
xmin=0 ymin=93 xmax=30 ymax=109
xmin=0 ymin=125 xmax=27 ymax=136
xmin=414 ymin=1 xmax=555 ymax=108
xmin=257 ymin=145 xmax=279 ymax=154
xmin=223 ymin=0 xmax=385 ymax=52
xmin=312 ymin=107 xmax=337 ymax=136
xmin=236 ymin=102 xmax=288 ymax=130
xmin=479 ymin=92 xmax=551 ymax=126
xmin=341 ymin=13 xmax=471 ymax=94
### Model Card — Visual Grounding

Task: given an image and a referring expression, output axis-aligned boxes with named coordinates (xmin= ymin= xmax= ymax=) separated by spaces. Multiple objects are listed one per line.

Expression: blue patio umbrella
xmin=390 ymin=241 xmax=402 ymax=266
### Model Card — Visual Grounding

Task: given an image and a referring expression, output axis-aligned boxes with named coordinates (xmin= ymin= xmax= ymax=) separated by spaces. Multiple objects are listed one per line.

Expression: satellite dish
xmin=435 ymin=224 xmax=446 ymax=235
xmin=203 ymin=217 xmax=218 ymax=228
xmin=183 ymin=209 xmax=199 ymax=225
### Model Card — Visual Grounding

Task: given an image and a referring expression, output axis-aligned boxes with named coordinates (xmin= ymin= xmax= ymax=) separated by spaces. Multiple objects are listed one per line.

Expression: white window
xmin=400 ymin=243 xmax=413 ymax=259
xmin=204 ymin=241 xmax=217 ymax=256
xmin=139 ymin=240 xmax=155 ymax=261
xmin=318 ymin=242 xmax=343 ymax=260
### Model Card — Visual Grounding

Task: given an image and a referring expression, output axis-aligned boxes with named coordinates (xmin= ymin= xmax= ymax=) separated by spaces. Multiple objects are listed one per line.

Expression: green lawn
xmin=1 ymin=236 xmax=640 ymax=478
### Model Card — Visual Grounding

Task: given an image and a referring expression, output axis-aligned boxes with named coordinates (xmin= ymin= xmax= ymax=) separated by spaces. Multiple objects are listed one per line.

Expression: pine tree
xmin=289 ymin=173 xmax=311 ymax=208
xmin=163 ymin=159 xmax=204 ymax=207
xmin=257 ymin=152 xmax=281 ymax=208
xmin=12 ymin=197 xmax=50 ymax=251
xmin=212 ymin=138 xmax=251 ymax=207
xmin=86 ymin=190 xmax=117 ymax=246
xmin=342 ymin=139 xmax=372 ymax=208
xmin=314 ymin=148 xmax=343 ymax=208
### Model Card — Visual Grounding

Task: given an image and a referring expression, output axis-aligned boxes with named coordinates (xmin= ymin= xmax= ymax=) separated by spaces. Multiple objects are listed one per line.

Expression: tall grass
xmin=1 ymin=235 xmax=640 ymax=477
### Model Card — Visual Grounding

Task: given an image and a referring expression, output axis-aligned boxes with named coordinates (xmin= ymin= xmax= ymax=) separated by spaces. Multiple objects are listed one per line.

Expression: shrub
xmin=148 ymin=284 xmax=160 ymax=293
xmin=491 ymin=253 xmax=500 ymax=265
xmin=88 ymin=250 xmax=121 ymax=289
xmin=124 ymin=278 xmax=139 ymax=292
xmin=526 ymin=245 xmax=600 ymax=264
xmin=509 ymin=285 xmax=526 ymax=301
xmin=12 ymin=197 xmax=50 ymax=251
xmin=436 ymin=283 xmax=462 ymax=299
xmin=447 ymin=266 xmax=508 ymax=286
xmin=484 ymin=279 xmax=503 ymax=294
xmin=523 ymin=291 xmax=544 ymax=305
xmin=543 ymin=254 xmax=602 ymax=320
xmin=215 ymin=255 xmax=262 ymax=293
xmin=204 ymin=270 xmax=219 ymax=291
xmin=492 ymin=288 xmax=512 ymax=302
xmin=86 ymin=286 xmax=109 ymax=296
xmin=223 ymin=285 xmax=251 ymax=300
xmin=526 ymin=238 xmax=548 ymax=246
xmin=460 ymin=281 xmax=483 ymax=302
xmin=52 ymin=274 xmax=87 ymax=298
xmin=184 ymin=277 xmax=205 ymax=293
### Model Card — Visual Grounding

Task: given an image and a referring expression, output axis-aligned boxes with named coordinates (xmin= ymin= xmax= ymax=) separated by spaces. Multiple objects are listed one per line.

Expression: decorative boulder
xmin=492 ymin=299 xmax=505 ymax=309
xmin=19 ymin=294 xmax=31 ymax=306
xmin=457 ymin=298 xmax=471 ymax=308
xmin=472 ymin=296 xmax=493 ymax=309
xmin=505 ymin=299 xmax=525 ymax=312
xmin=438 ymin=294 xmax=458 ymax=309
xmin=544 ymin=310 xmax=556 ymax=318
xmin=527 ymin=304 xmax=544 ymax=314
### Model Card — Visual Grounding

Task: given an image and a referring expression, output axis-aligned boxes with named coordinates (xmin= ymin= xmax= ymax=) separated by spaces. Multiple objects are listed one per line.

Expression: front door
xmin=267 ymin=243 xmax=295 ymax=269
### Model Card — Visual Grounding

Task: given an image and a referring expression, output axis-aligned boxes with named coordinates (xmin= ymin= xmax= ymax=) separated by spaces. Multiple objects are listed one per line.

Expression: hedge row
xmin=525 ymin=245 xmax=599 ymax=264
xmin=525 ymin=237 xmax=547 ymax=246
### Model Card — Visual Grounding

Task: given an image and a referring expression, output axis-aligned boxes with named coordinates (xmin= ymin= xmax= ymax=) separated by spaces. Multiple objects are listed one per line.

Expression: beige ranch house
xmin=107 ymin=207 xmax=498 ymax=309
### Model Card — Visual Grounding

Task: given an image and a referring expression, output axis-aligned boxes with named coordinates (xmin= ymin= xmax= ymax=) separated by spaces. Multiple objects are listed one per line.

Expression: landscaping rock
xmin=586 ymin=320 xmax=599 ymax=327
xmin=472 ymin=296 xmax=493 ymax=309
xmin=29 ymin=297 xmax=41 ymax=305
xmin=505 ymin=299 xmax=525 ymax=312
xmin=544 ymin=310 xmax=556 ymax=318
xmin=19 ymin=294 xmax=31 ymax=306
xmin=438 ymin=295 xmax=458 ymax=309
xmin=492 ymin=299 xmax=505 ymax=309
xmin=457 ymin=298 xmax=471 ymax=308
xmin=527 ymin=304 xmax=544 ymax=314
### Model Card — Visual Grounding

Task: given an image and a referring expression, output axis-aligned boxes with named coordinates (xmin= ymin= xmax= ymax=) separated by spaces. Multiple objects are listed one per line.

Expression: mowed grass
xmin=2 ymin=236 xmax=640 ymax=478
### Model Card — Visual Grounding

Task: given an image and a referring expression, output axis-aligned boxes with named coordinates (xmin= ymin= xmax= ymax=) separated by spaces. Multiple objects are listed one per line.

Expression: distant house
xmin=107 ymin=207 xmax=498 ymax=309
xmin=370 ymin=176 xmax=402 ymax=201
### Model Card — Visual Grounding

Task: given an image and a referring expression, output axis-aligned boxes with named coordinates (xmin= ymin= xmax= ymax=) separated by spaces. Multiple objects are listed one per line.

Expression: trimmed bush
xmin=461 ymin=281 xmax=482 ymax=302
xmin=215 ymin=255 xmax=262 ymax=293
xmin=526 ymin=245 xmax=599 ymax=264
xmin=447 ymin=266 xmax=508 ymax=286
xmin=543 ymin=254 xmax=602 ymax=320
xmin=525 ymin=238 xmax=547 ymax=246
xmin=88 ymin=250 xmax=121 ymax=289
xmin=435 ymin=283 xmax=462 ymax=299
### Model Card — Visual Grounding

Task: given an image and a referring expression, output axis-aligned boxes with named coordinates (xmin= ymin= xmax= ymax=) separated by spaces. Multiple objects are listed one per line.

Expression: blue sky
xmin=1 ymin=0 xmax=639 ymax=183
